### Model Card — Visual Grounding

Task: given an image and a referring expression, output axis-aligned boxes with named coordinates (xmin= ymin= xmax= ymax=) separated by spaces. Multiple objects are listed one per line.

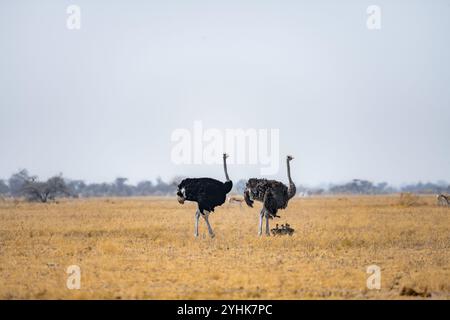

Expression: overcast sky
xmin=0 ymin=0 xmax=449 ymax=186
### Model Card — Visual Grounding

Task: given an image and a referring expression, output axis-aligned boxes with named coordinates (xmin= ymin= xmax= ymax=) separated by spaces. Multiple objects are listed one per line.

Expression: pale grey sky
xmin=0 ymin=0 xmax=449 ymax=186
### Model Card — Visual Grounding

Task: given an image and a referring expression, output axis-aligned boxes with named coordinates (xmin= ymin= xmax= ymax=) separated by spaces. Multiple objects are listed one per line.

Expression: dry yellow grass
xmin=0 ymin=195 xmax=449 ymax=299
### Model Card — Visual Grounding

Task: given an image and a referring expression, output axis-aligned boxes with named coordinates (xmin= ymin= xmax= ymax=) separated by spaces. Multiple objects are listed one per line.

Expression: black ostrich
xmin=176 ymin=153 xmax=233 ymax=238
xmin=243 ymin=155 xmax=296 ymax=236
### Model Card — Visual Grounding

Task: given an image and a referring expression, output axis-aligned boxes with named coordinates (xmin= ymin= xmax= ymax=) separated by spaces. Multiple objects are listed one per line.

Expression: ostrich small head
xmin=223 ymin=153 xmax=229 ymax=159
xmin=243 ymin=178 xmax=260 ymax=207
xmin=176 ymin=186 xmax=186 ymax=204
xmin=245 ymin=178 xmax=260 ymax=199
xmin=287 ymin=155 xmax=294 ymax=161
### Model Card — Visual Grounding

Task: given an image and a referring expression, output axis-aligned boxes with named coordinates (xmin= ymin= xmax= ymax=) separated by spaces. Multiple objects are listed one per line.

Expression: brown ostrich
xmin=244 ymin=155 xmax=296 ymax=236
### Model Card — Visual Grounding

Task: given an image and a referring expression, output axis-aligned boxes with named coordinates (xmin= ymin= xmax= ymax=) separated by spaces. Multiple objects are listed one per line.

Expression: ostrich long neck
xmin=223 ymin=156 xmax=230 ymax=181
xmin=287 ymin=159 xmax=296 ymax=199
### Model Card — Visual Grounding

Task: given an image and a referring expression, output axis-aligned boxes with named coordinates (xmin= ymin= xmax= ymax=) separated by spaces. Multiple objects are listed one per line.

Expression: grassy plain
xmin=0 ymin=195 xmax=449 ymax=299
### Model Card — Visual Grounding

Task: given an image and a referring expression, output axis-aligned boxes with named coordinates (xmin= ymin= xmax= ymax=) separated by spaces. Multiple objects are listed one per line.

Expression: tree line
xmin=0 ymin=170 xmax=448 ymax=203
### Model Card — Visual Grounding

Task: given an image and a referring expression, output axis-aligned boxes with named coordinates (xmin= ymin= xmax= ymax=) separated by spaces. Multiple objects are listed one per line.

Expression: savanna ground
xmin=0 ymin=195 xmax=449 ymax=299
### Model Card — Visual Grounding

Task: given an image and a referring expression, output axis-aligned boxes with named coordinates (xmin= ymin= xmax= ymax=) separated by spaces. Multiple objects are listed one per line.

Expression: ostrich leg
xmin=194 ymin=209 xmax=200 ymax=237
xmin=258 ymin=208 xmax=265 ymax=236
xmin=265 ymin=213 xmax=270 ymax=236
xmin=203 ymin=211 xmax=215 ymax=238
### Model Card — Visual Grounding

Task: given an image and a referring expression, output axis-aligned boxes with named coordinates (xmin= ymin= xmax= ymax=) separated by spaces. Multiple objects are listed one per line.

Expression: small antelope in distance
xmin=228 ymin=196 xmax=244 ymax=207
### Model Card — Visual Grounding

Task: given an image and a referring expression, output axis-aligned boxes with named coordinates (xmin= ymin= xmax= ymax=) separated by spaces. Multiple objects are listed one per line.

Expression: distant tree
xmin=84 ymin=182 xmax=112 ymax=197
xmin=153 ymin=177 xmax=175 ymax=195
xmin=136 ymin=180 xmax=154 ymax=196
xmin=46 ymin=176 xmax=71 ymax=199
xmin=0 ymin=179 xmax=9 ymax=195
xmin=400 ymin=181 xmax=449 ymax=194
xmin=310 ymin=188 xmax=324 ymax=195
xmin=66 ymin=180 xmax=86 ymax=197
xmin=8 ymin=169 xmax=32 ymax=196
xmin=376 ymin=182 xmax=388 ymax=192
xmin=114 ymin=177 xmax=133 ymax=196
xmin=330 ymin=179 xmax=378 ymax=194
xmin=21 ymin=175 xmax=70 ymax=202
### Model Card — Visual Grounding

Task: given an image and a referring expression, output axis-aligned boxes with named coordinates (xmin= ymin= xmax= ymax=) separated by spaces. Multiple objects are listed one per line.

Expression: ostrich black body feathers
xmin=177 ymin=178 xmax=233 ymax=214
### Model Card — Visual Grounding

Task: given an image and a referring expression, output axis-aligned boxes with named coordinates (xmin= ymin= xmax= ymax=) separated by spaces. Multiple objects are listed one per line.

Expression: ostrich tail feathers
xmin=223 ymin=180 xmax=233 ymax=194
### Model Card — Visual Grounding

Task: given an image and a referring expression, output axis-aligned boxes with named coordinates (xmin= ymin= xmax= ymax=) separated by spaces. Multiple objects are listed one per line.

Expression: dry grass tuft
xmin=398 ymin=193 xmax=424 ymax=207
